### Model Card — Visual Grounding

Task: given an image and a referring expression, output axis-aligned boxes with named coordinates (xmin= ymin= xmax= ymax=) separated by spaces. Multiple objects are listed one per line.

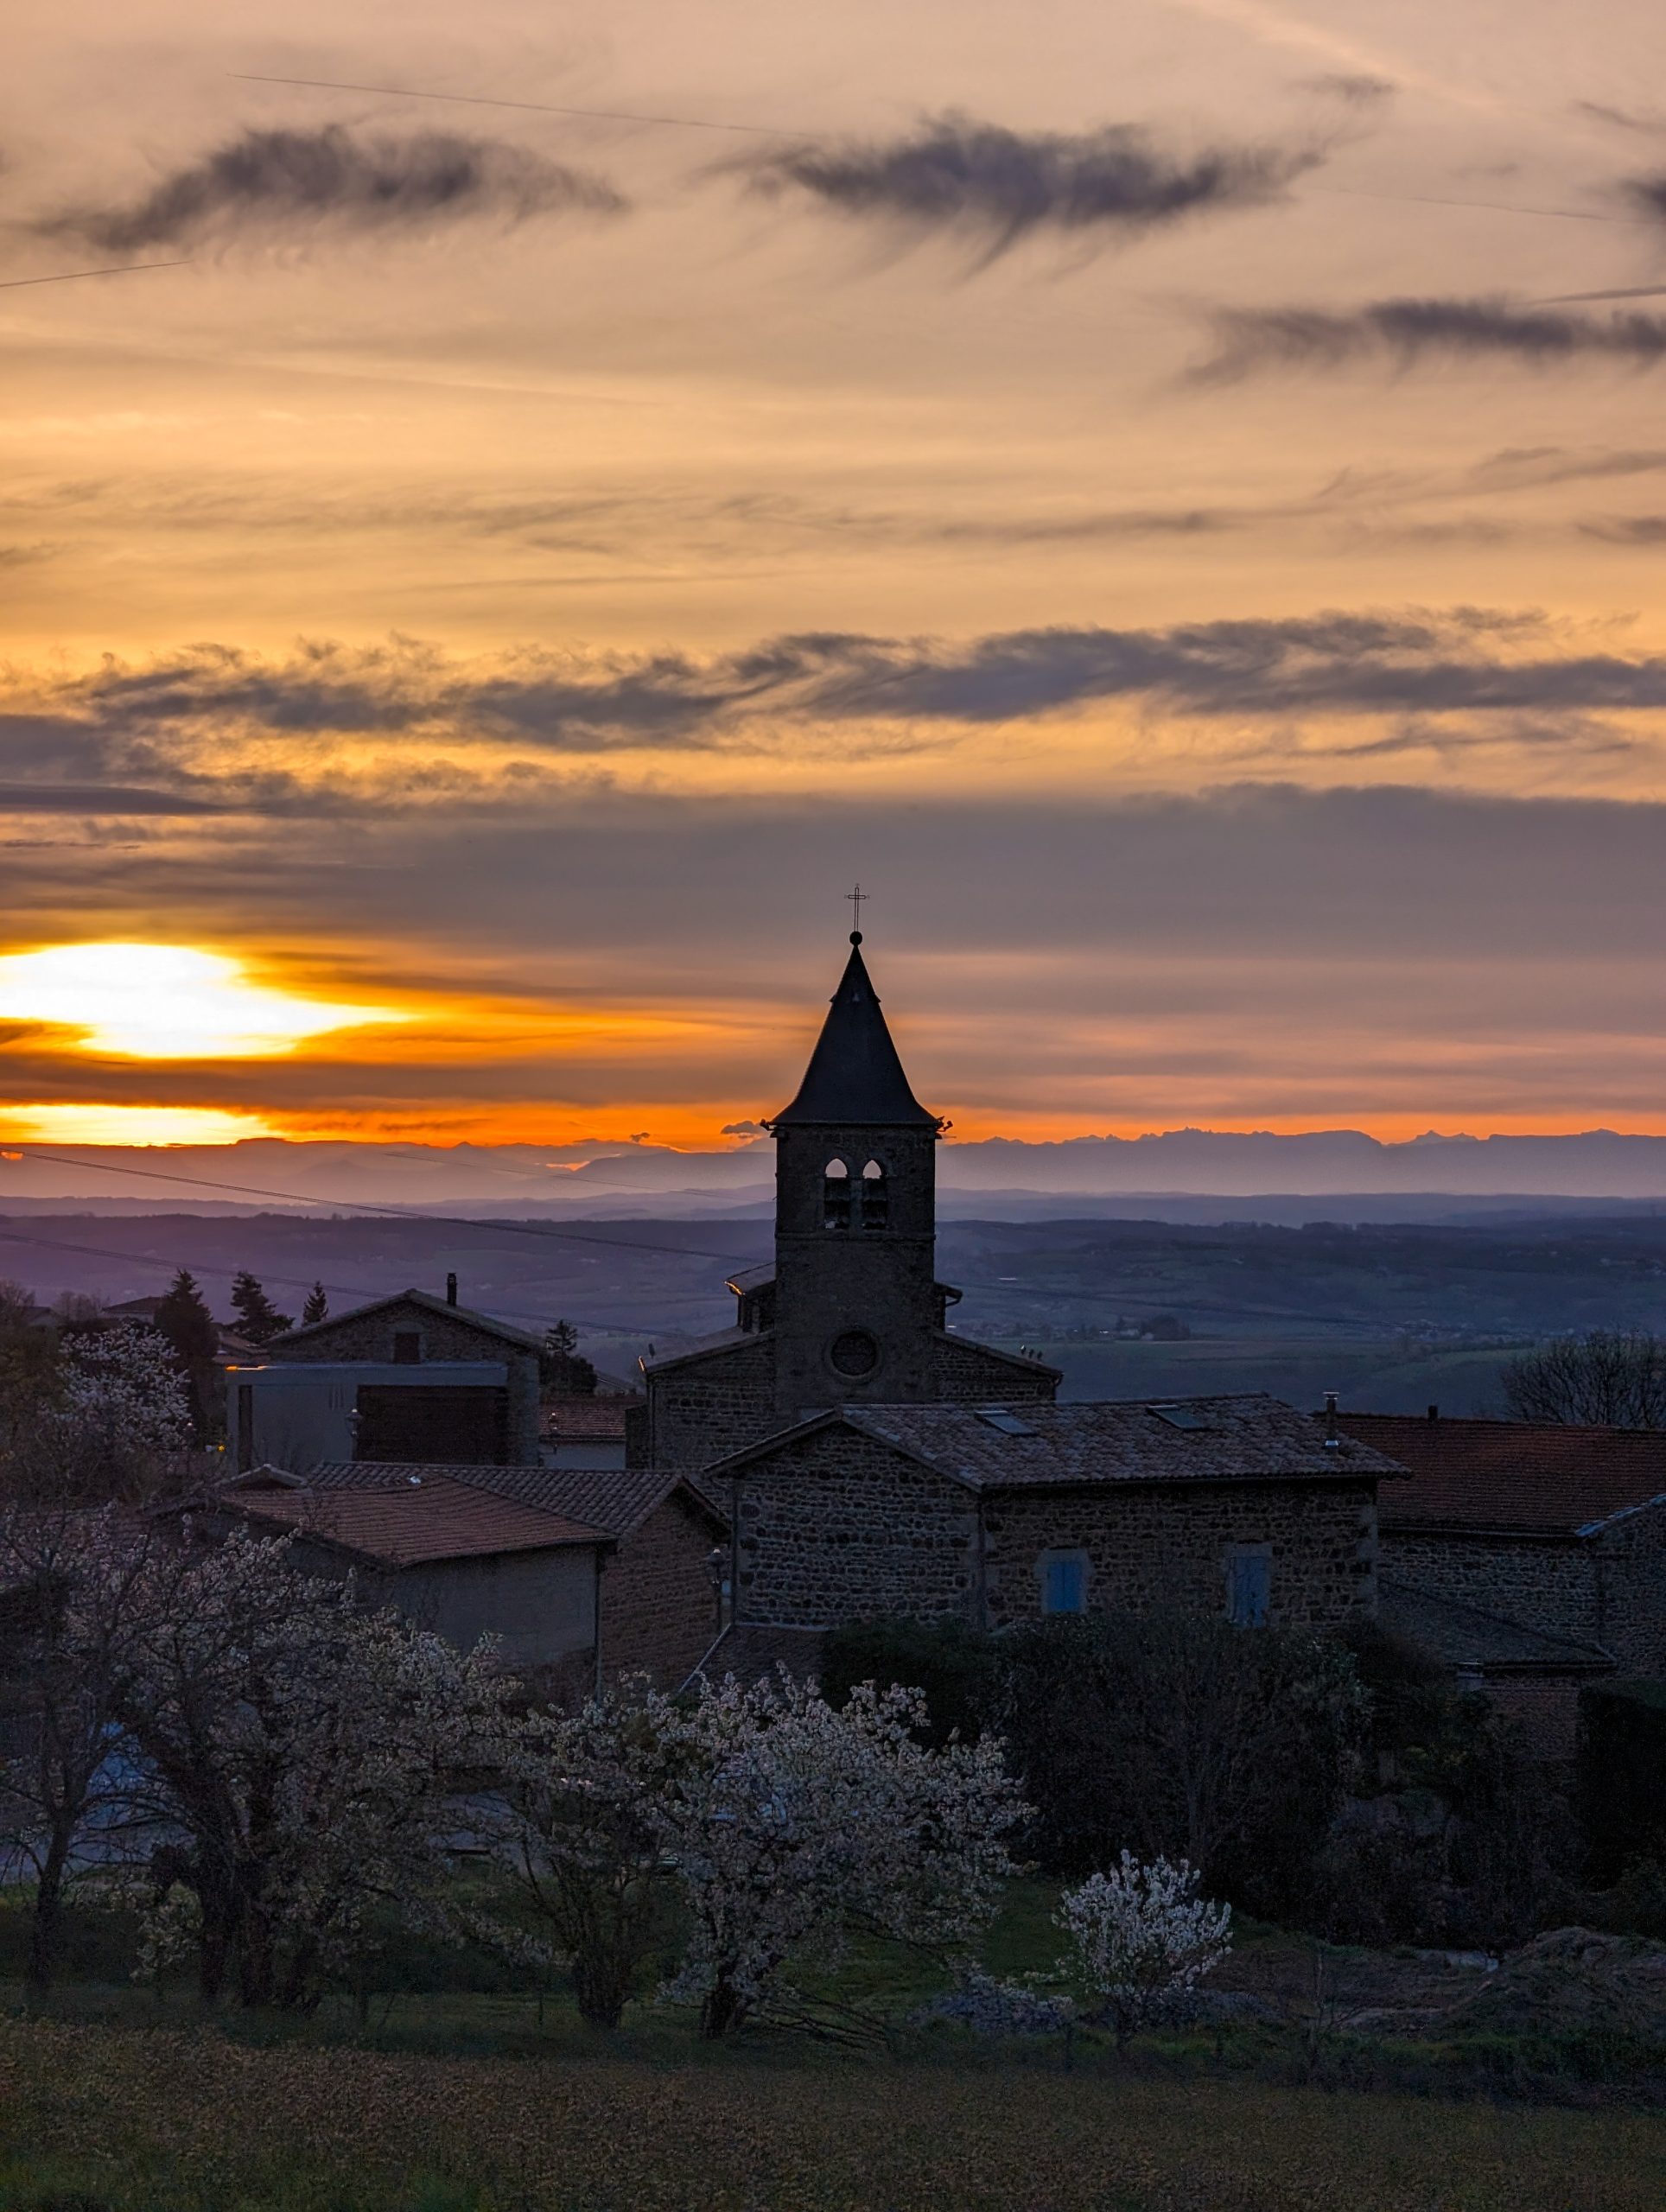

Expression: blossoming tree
xmin=1055 ymin=1852 xmax=1232 ymax=2050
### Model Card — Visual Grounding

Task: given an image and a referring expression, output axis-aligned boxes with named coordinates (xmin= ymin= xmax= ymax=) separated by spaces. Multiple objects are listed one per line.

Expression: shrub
xmin=1054 ymin=1853 xmax=1231 ymax=2051
xmin=818 ymin=1618 xmax=998 ymax=1747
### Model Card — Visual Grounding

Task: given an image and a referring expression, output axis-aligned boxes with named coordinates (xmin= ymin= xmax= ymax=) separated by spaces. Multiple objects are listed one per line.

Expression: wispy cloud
xmin=1192 ymin=296 xmax=1666 ymax=381
xmin=5 ymin=610 xmax=1666 ymax=809
xmin=728 ymin=111 xmax=1326 ymax=262
xmin=41 ymin=124 xmax=626 ymax=252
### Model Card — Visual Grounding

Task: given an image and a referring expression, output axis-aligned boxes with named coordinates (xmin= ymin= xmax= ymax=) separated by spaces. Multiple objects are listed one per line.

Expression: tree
xmin=229 ymin=1272 xmax=291 ymax=1347
xmin=496 ymin=1688 xmax=678 ymax=2028
xmin=539 ymin=1320 xmax=596 ymax=1396
xmin=651 ymin=1671 xmax=1022 ymax=2037
xmin=3 ymin=1324 xmax=192 ymax=1506
xmin=995 ymin=1611 xmax=1365 ymax=1913
xmin=153 ymin=1269 xmax=220 ymax=1441
xmin=302 ymin=1282 xmax=328 ymax=1326
xmin=0 ymin=1506 xmax=159 ymax=1996
xmin=1502 ymin=1329 xmax=1666 ymax=1428
xmin=1055 ymin=1853 xmax=1231 ymax=2050
xmin=112 ymin=1529 xmax=506 ymax=2008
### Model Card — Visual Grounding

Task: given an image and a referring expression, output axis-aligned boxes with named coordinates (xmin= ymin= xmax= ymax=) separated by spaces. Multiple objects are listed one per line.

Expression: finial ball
xmin=849 ymin=929 xmax=862 ymax=945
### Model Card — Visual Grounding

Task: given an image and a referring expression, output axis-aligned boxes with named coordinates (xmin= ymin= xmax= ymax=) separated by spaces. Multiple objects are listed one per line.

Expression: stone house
xmin=307 ymin=1459 xmax=728 ymax=1688
xmin=1338 ymin=1412 xmax=1666 ymax=1673
xmin=206 ymin=1468 xmax=612 ymax=1696
xmin=238 ymin=1286 xmax=543 ymax=1468
xmin=702 ymin=1394 xmax=1402 ymax=1656
xmin=1336 ymin=1411 xmax=1666 ymax=1747
xmin=634 ymin=932 xmax=1059 ymax=1472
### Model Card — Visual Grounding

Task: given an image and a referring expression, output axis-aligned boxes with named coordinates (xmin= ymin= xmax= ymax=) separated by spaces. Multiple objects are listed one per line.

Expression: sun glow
xmin=0 ymin=944 xmax=404 ymax=1060
xmin=0 ymin=1103 xmax=277 ymax=1146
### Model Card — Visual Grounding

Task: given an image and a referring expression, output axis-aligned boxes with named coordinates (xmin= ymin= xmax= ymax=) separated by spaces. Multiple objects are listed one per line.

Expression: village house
xmin=303 ymin=1458 xmax=727 ymax=1688
xmin=230 ymin=1282 xmax=543 ymax=1471
xmin=698 ymin=1395 xmax=1399 ymax=1669
xmin=202 ymin=1467 xmax=612 ymax=1699
xmin=1336 ymin=1409 xmax=1666 ymax=1749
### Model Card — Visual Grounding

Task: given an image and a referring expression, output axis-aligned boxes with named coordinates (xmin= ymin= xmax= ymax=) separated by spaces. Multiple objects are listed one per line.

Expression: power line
xmin=0 ymin=259 xmax=193 ymax=292
xmin=229 ymin=72 xmax=798 ymax=137
xmin=7 ymin=1147 xmax=754 ymax=1268
xmin=0 ymin=1220 xmax=658 ymax=1339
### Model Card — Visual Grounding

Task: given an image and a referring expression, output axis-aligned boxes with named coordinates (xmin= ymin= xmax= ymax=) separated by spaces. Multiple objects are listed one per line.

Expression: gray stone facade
xmin=1383 ymin=1514 xmax=1666 ymax=1677
xmin=722 ymin=1417 xmax=1381 ymax=1636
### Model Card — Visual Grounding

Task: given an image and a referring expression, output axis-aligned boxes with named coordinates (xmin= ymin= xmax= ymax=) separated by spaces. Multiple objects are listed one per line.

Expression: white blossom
xmin=38 ymin=1324 xmax=191 ymax=1498
xmin=1055 ymin=1851 xmax=1232 ymax=2048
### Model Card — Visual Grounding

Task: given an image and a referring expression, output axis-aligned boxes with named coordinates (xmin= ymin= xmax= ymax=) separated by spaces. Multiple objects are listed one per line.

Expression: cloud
xmin=1193 ymin=296 xmax=1666 ymax=382
xmin=0 ymin=783 xmax=226 ymax=816
xmin=1578 ymin=515 xmax=1666 ymax=544
xmin=7 ymin=609 xmax=1666 ymax=804
xmin=41 ymin=124 xmax=626 ymax=252
xmin=1300 ymin=73 xmax=1396 ymax=107
xmin=729 ymin=111 xmax=1325 ymax=261
xmin=1622 ymin=173 xmax=1666 ymax=222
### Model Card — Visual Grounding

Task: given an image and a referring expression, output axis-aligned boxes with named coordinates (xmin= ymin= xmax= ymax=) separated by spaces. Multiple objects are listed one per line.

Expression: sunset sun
xmin=0 ymin=944 xmax=404 ymax=1062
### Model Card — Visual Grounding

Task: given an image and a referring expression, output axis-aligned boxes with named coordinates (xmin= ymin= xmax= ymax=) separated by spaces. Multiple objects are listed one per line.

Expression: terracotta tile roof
xmin=271 ymin=1287 xmax=541 ymax=1355
xmin=222 ymin=1476 xmax=607 ymax=1567
xmin=1337 ymin=1413 xmax=1666 ymax=1535
xmin=305 ymin=1460 xmax=724 ymax=1538
xmin=690 ymin=1622 xmax=825 ymax=1687
xmin=1380 ymin=1579 xmax=1615 ymax=1676
xmin=715 ymin=1394 xmax=1404 ymax=1492
xmin=540 ymin=1397 xmax=631 ymax=1440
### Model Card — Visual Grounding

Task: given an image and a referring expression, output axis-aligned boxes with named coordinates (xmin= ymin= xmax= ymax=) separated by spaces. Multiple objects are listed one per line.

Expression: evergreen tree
xmin=302 ymin=1282 xmax=328 ymax=1326
xmin=154 ymin=1268 xmax=218 ymax=1370
xmin=229 ymin=1271 xmax=292 ymax=1347
xmin=539 ymin=1319 xmax=597 ymax=1395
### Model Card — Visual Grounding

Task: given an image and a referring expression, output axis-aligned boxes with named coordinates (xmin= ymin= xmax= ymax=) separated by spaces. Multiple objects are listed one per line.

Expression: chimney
xmin=1323 ymin=1389 xmax=1339 ymax=1447
xmin=445 ymin=1272 xmax=458 ymax=1306
xmin=1427 ymin=1402 xmax=1439 ymax=1422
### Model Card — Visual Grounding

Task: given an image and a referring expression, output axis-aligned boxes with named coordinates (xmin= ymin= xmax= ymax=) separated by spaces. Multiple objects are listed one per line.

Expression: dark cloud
xmin=729 ymin=111 xmax=1325 ymax=261
xmin=1622 ymin=173 xmax=1666 ymax=222
xmin=1578 ymin=515 xmax=1666 ymax=543
xmin=41 ymin=124 xmax=626 ymax=252
xmin=1301 ymin=74 xmax=1396 ymax=108
xmin=1193 ymin=296 xmax=1666 ymax=382
xmin=0 ymin=783 xmax=226 ymax=816
xmin=1575 ymin=101 xmax=1666 ymax=136
xmin=9 ymin=610 xmax=1666 ymax=792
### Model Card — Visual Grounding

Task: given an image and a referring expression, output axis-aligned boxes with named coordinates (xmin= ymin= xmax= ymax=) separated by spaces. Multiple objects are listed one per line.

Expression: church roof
xmin=766 ymin=935 xmax=940 ymax=1130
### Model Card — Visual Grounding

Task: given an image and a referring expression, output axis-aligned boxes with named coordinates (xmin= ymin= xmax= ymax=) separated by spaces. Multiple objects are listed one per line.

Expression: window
xmin=392 ymin=1331 xmax=422 ymax=1365
xmin=859 ymin=1158 xmax=888 ymax=1229
xmin=829 ymin=1328 xmax=880 ymax=1377
xmin=976 ymin=1408 xmax=1035 ymax=1437
xmin=1225 ymin=1546 xmax=1271 ymax=1628
xmin=1039 ymin=1549 xmax=1088 ymax=1615
xmin=822 ymin=1158 xmax=851 ymax=1231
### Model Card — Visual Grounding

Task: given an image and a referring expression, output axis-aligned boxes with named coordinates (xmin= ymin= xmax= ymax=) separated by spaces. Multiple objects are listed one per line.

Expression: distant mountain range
xmin=9 ymin=1129 xmax=1666 ymax=1216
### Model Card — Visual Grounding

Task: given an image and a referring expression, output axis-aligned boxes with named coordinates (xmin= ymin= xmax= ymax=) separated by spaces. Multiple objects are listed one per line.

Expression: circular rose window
xmin=830 ymin=1329 xmax=880 ymax=1377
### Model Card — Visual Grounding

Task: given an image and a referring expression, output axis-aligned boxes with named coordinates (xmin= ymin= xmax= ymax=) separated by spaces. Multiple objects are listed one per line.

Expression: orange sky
xmin=8 ymin=3 xmax=1666 ymax=1150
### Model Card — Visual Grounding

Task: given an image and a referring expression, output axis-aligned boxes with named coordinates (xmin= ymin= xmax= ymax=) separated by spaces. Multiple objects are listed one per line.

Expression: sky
xmin=6 ymin=1 xmax=1666 ymax=1153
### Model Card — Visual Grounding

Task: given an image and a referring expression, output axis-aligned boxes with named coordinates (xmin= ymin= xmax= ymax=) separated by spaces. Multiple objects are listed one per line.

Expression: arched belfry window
xmin=860 ymin=1159 xmax=888 ymax=1229
xmin=823 ymin=1158 xmax=851 ymax=1230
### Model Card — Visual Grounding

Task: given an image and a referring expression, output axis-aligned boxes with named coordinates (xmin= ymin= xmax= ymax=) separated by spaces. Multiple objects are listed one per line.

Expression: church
xmin=632 ymin=932 xmax=1401 ymax=1667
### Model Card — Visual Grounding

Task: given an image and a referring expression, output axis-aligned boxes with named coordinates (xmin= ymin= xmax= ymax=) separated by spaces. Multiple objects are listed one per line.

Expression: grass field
xmin=1 ymin=2011 xmax=1663 ymax=2212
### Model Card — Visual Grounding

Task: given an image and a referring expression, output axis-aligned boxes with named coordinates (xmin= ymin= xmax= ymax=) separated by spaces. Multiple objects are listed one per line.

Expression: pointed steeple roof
xmin=766 ymin=935 xmax=941 ymax=1130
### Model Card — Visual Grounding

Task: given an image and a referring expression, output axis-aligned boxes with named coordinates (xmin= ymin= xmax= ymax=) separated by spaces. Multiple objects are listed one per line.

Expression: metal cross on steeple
xmin=844 ymin=882 xmax=868 ymax=933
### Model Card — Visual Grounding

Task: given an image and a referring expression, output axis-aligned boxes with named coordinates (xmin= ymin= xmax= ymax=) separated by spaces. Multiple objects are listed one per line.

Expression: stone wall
xmin=1381 ymin=1532 xmax=1599 ymax=1648
xmin=933 ymin=1333 xmax=1058 ymax=1402
xmin=733 ymin=1428 xmax=980 ymax=1627
xmin=270 ymin=1297 xmax=541 ymax=1464
xmin=646 ymin=1333 xmax=777 ymax=1470
xmin=601 ymin=1492 xmax=723 ymax=1686
xmin=1593 ymin=1509 xmax=1666 ymax=1675
xmin=982 ymin=1479 xmax=1379 ymax=1630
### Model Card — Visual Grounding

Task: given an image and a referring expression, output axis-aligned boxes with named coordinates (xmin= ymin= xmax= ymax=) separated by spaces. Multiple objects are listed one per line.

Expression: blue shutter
xmin=1228 ymin=1551 xmax=1270 ymax=1627
xmin=1045 ymin=1555 xmax=1085 ymax=1614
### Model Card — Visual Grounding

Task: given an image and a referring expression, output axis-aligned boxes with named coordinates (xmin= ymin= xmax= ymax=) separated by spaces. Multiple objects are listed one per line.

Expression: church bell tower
xmin=762 ymin=932 xmax=944 ymax=1414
